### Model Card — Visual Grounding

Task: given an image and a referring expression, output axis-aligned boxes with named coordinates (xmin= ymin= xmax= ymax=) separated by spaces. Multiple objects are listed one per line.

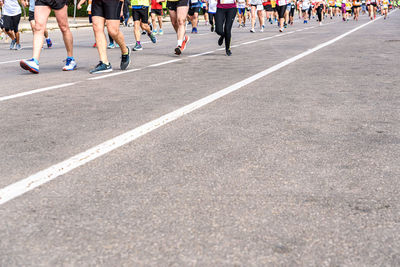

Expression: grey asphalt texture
xmin=0 ymin=11 xmax=399 ymax=266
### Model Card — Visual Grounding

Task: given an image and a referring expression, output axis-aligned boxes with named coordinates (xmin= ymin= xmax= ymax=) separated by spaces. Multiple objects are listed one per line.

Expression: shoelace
xmin=63 ymin=58 xmax=73 ymax=66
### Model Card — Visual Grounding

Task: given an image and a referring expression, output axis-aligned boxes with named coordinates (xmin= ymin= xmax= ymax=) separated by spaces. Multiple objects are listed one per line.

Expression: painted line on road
xmin=0 ymin=82 xmax=77 ymax=102
xmin=0 ymin=16 xmax=385 ymax=205
xmin=0 ymin=59 xmax=20 ymax=65
xmin=87 ymin=68 xmax=141 ymax=80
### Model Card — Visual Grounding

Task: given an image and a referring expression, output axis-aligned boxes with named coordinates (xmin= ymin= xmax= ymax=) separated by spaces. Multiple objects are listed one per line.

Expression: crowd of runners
xmin=0 ymin=0 xmax=397 ymax=74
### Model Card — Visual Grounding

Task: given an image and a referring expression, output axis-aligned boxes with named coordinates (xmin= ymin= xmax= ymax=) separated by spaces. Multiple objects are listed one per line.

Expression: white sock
xmin=177 ymin=39 xmax=183 ymax=46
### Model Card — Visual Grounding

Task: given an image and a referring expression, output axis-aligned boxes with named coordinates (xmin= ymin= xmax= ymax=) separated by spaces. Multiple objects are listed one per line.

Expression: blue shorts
xmin=238 ymin=8 xmax=246 ymax=14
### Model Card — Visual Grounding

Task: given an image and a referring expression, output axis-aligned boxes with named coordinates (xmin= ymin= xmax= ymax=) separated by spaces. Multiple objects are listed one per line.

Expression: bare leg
xmin=54 ymin=6 xmax=73 ymax=57
xmin=32 ymin=6 xmax=51 ymax=60
xmin=106 ymin=19 xmax=128 ymax=54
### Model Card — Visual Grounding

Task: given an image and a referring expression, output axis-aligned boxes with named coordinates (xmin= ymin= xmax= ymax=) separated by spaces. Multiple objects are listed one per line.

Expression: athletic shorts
xmin=202 ymin=7 xmax=207 ymax=13
xmin=264 ymin=4 xmax=273 ymax=11
xmin=188 ymin=6 xmax=201 ymax=15
xmin=35 ymin=0 xmax=68 ymax=10
xmin=167 ymin=0 xmax=190 ymax=10
xmin=238 ymin=7 xmax=246 ymax=14
xmin=0 ymin=17 xmax=3 ymax=29
xmin=3 ymin=14 xmax=21 ymax=32
xmin=92 ymin=0 xmax=123 ymax=20
xmin=276 ymin=4 xmax=286 ymax=18
xmin=151 ymin=8 xmax=163 ymax=15
xmin=29 ymin=11 xmax=35 ymax=21
xmin=132 ymin=7 xmax=149 ymax=22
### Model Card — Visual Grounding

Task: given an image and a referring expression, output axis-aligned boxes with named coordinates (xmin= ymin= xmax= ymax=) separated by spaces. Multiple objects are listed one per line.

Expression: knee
xmin=58 ymin=23 xmax=70 ymax=33
xmin=177 ymin=18 xmax=186 ymax=26
xmin=107 ymin=27 xmax=119 ymax=37
xmin=33 ymin=23 xmax=45 ymax=33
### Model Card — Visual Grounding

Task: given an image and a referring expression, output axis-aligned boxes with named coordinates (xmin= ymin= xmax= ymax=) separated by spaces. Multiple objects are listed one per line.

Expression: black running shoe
xmin=90 ymin=61 xmax=112 ymax=74
xmin=120 ymin=46 xmax=131 ymax=70
xmin=218 ymin=36 xmax=224 ymax=46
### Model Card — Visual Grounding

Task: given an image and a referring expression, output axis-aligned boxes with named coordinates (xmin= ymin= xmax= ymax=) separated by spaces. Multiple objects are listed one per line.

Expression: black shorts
xmin=151 ymin=8 xmax=163 ymax=15
xmin=276 ymin=4 xmax=286 ymax=18
xmin=132 ymin=7 xmax=149 ymax=22
xmin=28 ymin=11 xmax=35 ymax=21
xmin=167 ymin=0 xmax=190 ymax=10
xmin=188 ymin=6 xmax=201 ymax=15
xmin=92 ymin=0 xmax=123 ymax=20
xmin=3 ymin=14 xmax=21 ymax=32
xmin=264 ymin=4 xmax=273 ymax=11
xmin=35 ymin=0 xmax=67 ymax=10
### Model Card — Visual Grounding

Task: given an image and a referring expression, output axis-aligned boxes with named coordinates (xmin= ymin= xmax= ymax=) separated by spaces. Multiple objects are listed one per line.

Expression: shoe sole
xmin=63 ymin=66 xmax=77 ymax=71
xmin=20 ymin=61 xmax=39 ymax=74
xmin=90 ymin=68 xmax=113 ymax=74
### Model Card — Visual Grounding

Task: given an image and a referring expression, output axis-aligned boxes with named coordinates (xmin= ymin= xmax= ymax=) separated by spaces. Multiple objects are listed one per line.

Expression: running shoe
xmin=218 ymin=36 xmax=224 ymax=46
xmin=269 ymin=18 xmax=273 ymax=24
xmin=250 ymin=28 xmax=255 ymax=33
xmin=46 ymin=38 xmax=53 ymax=48
xmin=284 ymin=22 xmax=287 ymax=28
xmin=108 ymin=42 xmax=116 ymax=49
xmin=148 ymin=32 xmax=157 ymax=43
xmin=90 ymin=61 xmax=112 ymax=74
xmin=120 ymin=46 xmax=131 ymax=70
xmin=159 ymin=29 xmax=164 ymax=35
xmin=181 ymin=35 xmax=190 ymax=51
xmin=279 ymin=28 xmax=284 ymax=32
xmin=175 ymin=45 xmax=183 ymax=55
xmin=260 ymin=27 xmax=264 ymax=32
xmin=93 ymin=43 xmax=97 ymax=48
xmin=9 ymin=39 xmax=16 ymax=50
xmin=211 ymin=25 xmax=215 ymax=32
xmin=226 ymin=49 xmax=232 ymax=56
xmin=133 ymin=42 xmax=143 ymax=51
xmin=191 ymin=27 xmax=198 ymax=33
xmin=142 ymin=30 xmax=147 ymax=35
xmin=20 ymin=58 xmax=39 ymax=74
xmin=15 ymin=44 xmax=22 ymax=50
xmin=152 ymin=29 xmax=158 ymax=35
xmin=175 ymin=35 xmax=190 ymax=55
xmin=63 ymin=57 xmax=77 ymax=71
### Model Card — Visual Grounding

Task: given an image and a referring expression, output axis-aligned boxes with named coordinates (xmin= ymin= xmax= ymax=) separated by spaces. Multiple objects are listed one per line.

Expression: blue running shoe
xmin=148 ymin=32 xmax=157 ymax=43
xmin=46 ymin=38 xmax=53 ymax=48
xmin=63 ymin=57 xmax=77 ymax=71
xmin=10 ymin=39 xmax=16 ymax=50
xmin=20 ymin=58 xmax=39 ymax=74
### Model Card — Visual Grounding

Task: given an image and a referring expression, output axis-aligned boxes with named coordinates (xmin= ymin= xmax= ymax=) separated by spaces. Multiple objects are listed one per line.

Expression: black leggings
xmin=317 ymin=5 xmax=323 ymax=21
xmin=215 ymin=7 xmax=236 ymax=51
xmin=209 ymin=12 xmax=216 ymax=26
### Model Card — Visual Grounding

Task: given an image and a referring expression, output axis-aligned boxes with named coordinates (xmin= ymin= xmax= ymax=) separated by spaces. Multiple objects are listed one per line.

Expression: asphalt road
xmin=0 ymin=11 xmax=399 ymax=266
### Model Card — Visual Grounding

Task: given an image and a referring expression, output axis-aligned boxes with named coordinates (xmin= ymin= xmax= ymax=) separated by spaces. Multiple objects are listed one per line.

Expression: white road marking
xmin=87 ymin=68 xmax=141 ymax=80
xmin=0 ymin=16 xmax=385 ymax=205
xmin=0 ymin=83 xmax=77 ymax=102
xmin=188 ymin=51 xmax=214 ymax=57
xmin=147 ymin=59 xmax=182 ymax=67
xmin=0 ymin=59 xmax=20 ymax=65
